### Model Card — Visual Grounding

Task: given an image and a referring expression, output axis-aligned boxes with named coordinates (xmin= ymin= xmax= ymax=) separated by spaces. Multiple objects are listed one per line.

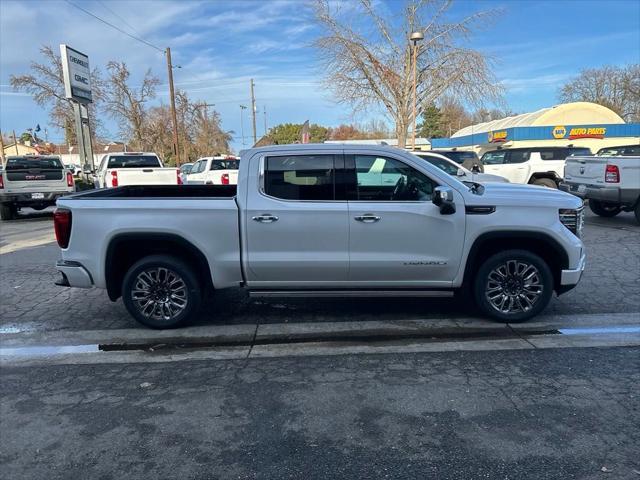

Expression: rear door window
xmin=506 ymin=150 xmax=531 ymax=164
xmin=264 ymin=155 xmax=335 ymax=201
xmin=481 ymin=151 xmax=506 ymax=165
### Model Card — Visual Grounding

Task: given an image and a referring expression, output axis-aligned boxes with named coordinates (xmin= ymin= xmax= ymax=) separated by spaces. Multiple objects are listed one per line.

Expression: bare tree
xmin=142 ymin=93 xmax=232 ymax=165
xmin=559 ymin=65 xmax=640 ymax=121
xmin=313 ymin=0 xmax=502 ymax=147
xmin=10 ymin=45 xmax=104 ymax=143
xmin=104 ymin=61 xmax=159 ymax=149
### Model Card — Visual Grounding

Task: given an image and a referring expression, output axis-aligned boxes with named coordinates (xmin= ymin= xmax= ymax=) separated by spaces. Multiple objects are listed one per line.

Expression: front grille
xmin=559 ymin=207 xmax=584 ymax=237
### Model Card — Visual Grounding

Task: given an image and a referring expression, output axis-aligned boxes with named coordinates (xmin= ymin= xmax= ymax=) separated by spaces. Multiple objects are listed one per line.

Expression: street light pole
xmin=165 ymin=47 xmax=181 ymax=166
xmin=410 ymin=31 xmax=424 ymax=151
xmin=250 ymin=79 xmax=257 ymax=146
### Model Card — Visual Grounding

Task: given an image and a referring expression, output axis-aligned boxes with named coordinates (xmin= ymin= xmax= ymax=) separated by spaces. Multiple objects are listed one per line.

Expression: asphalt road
xmin=2 ymin=346 xmax=639 ymax=480
xmin=1 ymin=207 xmax=639 ymax=479
xmin=1 ymin=206 xmax=638 ymax=333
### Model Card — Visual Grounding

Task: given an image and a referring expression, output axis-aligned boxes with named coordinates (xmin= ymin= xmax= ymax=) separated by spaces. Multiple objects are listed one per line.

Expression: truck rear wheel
xmin=531 ymin=178 xmax=557 ymax=189
xmin=474 ymin=250 xmax=553 ymax=323
xmin=0 ymin=204 xmax=16 ymax=221
xmin=122 ymin=255 xmax=202 ymax=329
xmin=589 ymin=200 xmax=621 ymax=217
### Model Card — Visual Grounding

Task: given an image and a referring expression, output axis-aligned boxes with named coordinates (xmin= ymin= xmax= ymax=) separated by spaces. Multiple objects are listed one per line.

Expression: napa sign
xmin=553 ymin=125 xmax=607 ymax=140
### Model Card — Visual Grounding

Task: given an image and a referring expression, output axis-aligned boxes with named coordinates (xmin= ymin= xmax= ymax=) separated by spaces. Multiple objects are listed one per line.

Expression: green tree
xmin=266 ymin=123 xmax=330 ymax=144
xmin=417 ymin=104 xmax=444 ymax=139
xmin=19 ymin=132 xmax=33 ymax=143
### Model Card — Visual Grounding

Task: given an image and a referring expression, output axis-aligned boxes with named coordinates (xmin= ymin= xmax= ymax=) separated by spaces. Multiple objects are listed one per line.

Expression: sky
xmin=1 ymin=0 xmax=639 ymax=153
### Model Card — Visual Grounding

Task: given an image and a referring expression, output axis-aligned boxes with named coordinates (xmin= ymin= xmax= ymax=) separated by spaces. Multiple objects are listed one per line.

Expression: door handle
xmin=252 ymin=214 xmax=279 ymax=223
xmin=354 ymin=214 xmax=381 ymax=223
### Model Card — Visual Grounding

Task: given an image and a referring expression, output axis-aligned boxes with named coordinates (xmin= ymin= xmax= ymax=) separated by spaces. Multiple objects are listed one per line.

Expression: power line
xmin=97 ymin=0 xmax=140 ymax=38
xmin=65 ymin=0 xmax=164 ymax=53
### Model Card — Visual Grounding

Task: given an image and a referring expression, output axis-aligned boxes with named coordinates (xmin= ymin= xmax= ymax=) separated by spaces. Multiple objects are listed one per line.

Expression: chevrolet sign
xmin=60 ymin=44 xmax=92 ymax=103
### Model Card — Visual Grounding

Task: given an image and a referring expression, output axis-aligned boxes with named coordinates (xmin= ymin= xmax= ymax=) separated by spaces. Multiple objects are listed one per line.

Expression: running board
xmin=249 ymin=290 xmax=454 ymax=298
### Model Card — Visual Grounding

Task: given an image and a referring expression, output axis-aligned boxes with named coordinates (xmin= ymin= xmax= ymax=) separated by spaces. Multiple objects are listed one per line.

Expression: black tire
xmin=122 ymin=254 xmax=202 ymax=329
xmin=589 ymin=199 xmax=621 ymax=217
xmin=31 ymin=205 xmax=48 ymax=211
xmin=635 ymin=202 xmax=640 ymax=225
xmin=0 ymin=204 xmax=15 ymax=221
xmin=531 ymin=178 xmax=557 ymax=189
xmin=474 ymin=249 xmax=553 ymax=323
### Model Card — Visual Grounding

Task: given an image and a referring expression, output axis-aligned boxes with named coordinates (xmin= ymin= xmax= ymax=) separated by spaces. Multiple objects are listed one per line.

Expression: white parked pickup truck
xmin=186 ymin=156 xmax=240 ymax=185
xmin=54 ymin=144 xmax=586 ymax=328
xmin=560 ymin=153 xmax=640 ymax=223
xmin=94 ymin=152 xmax=181 ymax=188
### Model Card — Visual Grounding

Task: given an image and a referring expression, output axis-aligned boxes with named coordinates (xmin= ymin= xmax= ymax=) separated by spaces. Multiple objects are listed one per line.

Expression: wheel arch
xmin=528 ymin=171 xmax=561 ymax=185
xmin=462 ymin=231 xmax=569 ymax=293
xmin=105 ymin=233 xmax=213 ymax=301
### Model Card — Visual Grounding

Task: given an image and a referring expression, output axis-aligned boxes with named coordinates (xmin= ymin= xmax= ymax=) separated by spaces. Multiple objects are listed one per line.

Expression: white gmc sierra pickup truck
xmin=54 ymin=144 xmax=586 ymax=328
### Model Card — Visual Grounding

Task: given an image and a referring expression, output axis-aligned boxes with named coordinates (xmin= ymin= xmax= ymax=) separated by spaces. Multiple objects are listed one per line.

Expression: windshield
xmin=436 ymin=151 xmax=478 ymax=165
xmin=596 ymin=145 xmax=640 ymax=156
xmin=107 ymin=155 xmax=161 ymax=168
xmin=6 ymin=157 xmax=63 ymax=170
xmin=415 ymin=154 xmax=462 ymax=176
xmin=210 ymin=159 xmax=239 ymax=170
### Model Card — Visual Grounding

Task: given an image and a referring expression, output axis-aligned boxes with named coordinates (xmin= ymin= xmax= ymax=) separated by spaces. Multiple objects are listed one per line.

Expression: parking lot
xmin=1 ymin=206 xmax=639 ymax=479
xmin=1 ymin=206 xmax=639 ymax=334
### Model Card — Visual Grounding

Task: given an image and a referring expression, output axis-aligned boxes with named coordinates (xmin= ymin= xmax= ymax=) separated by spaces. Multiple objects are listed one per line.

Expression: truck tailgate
xmin=3 ymin=169 xmax=70 ymax=193
xmin=110 ymin=168 xmax=178 ymax=186
xmin=564 ymin=156 xmax=607 ymax=185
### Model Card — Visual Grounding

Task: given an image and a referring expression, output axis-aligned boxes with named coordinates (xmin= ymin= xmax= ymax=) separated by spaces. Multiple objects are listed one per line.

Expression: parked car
xmin=1 ymin=155 xmax=74 ymax=220
xmin=481 ymin=146 xmax=592 ymax=188
xmin=186 ymin=156 xmax=240 ymax=185
xmin=412 ymin=151 xmax=508 ymax=183
xmin=429 ymin=149 xmax=484 ymax=172
xmin=94 ymin=152 xmax=181 ymax=188
xmin=66 ymin=163 xmax=82 ymax=176
xmin=54 ymin=144 xmax=585 ymax=328
xmin=595 ymin=144 xmax=640 ymax=157
xmin=560 ymin=154 xmax=640 ymax=223
xmin=179 ymin=163 xmax=193 ymax=184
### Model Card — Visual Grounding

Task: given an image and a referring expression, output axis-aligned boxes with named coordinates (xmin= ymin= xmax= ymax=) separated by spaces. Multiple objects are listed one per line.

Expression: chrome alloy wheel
xmin=131 ymin=267 xmax=188 ymax=321
xmin=485 ymin=260 xmax=543 ymax=314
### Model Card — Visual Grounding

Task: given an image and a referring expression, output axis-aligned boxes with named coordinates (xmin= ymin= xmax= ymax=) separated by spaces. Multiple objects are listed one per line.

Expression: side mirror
xmin=472 ymin=164 xmax=481 ymax=173
xmin=82 ymin=164 xmax=94 ymax=175
xmin=456 ymin=168 xmax=465 ymax=177
xmin=432 ymin=186 xmax=456 ymax=215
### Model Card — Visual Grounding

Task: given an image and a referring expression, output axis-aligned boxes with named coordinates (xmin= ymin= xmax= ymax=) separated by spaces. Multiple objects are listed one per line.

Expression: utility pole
xmin=263 ymin=105 xmax=268 ymax=137
xmin=250 ymin=79 xmax=257 ymax=145
xmin=239 ymin=105 xmax=247 ymax=147
xmin=0 ymin=131 xmax=5 ymax=167
xmin=165 ymin=47 xmax=181 ymax=166
xmin=12 ymin=130 xmax=19 ymax=155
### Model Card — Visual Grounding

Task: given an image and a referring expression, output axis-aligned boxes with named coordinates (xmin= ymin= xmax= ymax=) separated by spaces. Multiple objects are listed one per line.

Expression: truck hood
xmin=473 ymin=182 xmax=583 ymax=209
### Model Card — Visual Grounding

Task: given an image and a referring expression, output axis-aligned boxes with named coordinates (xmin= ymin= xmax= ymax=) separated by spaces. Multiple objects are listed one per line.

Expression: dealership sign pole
xmin=60 ymin=44 xmax=95 ymax=173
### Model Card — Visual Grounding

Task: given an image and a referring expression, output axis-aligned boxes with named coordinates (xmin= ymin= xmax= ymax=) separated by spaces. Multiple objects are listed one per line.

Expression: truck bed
xmin=65 ymin=184 xmax=237 ymax=199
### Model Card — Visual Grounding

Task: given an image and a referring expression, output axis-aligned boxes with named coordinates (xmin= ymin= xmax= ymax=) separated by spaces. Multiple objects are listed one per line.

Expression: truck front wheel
xmin=122 ymin=255 xmax=202 ymax=329
xmin=589 ymin=200 xmax=621 ymax=217
xmin=474 ymin=250 xmax=553 ymax=323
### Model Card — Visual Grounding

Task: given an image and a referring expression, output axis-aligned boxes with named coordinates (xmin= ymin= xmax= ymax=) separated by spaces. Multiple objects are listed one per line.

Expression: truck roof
xmin=242 ymin=143 xmax=407 ymax=156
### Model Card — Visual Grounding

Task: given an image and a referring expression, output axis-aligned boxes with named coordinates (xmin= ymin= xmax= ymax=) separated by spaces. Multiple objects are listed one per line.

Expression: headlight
xmin=559 ymin=207 xmax=584 ymax=238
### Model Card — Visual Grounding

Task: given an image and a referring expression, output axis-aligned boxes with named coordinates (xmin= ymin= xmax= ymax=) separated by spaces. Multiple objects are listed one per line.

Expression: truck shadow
xmin=191 ymin=288 xmax=471 ymax=327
